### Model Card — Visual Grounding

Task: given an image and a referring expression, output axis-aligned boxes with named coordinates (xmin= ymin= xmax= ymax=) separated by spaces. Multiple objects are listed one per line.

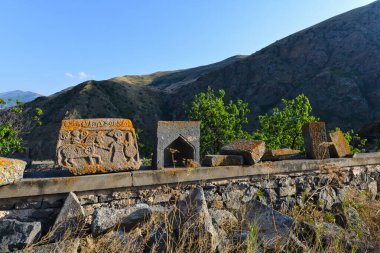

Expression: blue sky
xmin=0 ymin=0 xmax=375 ymax=95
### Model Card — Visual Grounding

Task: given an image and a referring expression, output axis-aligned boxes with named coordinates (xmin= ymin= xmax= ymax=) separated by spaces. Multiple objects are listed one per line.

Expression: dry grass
xmin=24 ymin=187 xmax=380 ymax=253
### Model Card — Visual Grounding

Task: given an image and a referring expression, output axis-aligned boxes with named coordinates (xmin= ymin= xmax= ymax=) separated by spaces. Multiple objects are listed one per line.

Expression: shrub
xmin=0 ymin=98 xmax=43 ymax=156
xmin=185 ymin=86 xmax=251 ymax=156
xmin=253 ymin=94 xmax=318 ymax=151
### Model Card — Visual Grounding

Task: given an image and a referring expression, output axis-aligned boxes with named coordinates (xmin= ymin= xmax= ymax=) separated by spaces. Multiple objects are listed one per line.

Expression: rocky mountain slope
xmin=2 ymin=1 xmax=380 ymax=160
xmin=0 ymin=90 xmax=42 ymax=108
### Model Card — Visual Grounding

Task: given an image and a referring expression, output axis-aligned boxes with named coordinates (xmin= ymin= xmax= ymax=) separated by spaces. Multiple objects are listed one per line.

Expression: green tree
xmin=0 ymin=98 xmax=43 ymax=156
xmin=253 ymin=94 xmax=318 ymax=151
xmin=185 ymin=86 xmax=251 ymax=156
xmin=0 ymin=123 xmax=24 ymax=156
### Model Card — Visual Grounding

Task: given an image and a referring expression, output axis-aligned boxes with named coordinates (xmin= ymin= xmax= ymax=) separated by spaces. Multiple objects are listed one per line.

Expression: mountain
xmin=0 ymin=90 xmax=42 ymax=108
xmin=2 ymin=1 xmax=380 ymax=160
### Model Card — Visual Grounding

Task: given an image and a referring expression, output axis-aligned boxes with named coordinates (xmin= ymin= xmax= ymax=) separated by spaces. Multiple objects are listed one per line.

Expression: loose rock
xmin=0 ymin=219 xmax=41 ymax=252
xmin=220 ymin=140 xmax=265 ymax=165
xmin=0 ymin=157 xmax=27 ymax=187
xmin=174 ymin=187 xmax=220 ymax=251
xmin=91 ymin=204 xmax=152 ymax=236
xmin=245 ymin=200 xmax=294 ymax=250
xmin=329 ymin=130 xmax=351 ymax=158
xmin=262 ymin=149 xmax=302 ymax=161
xmin=51 ymin=192 xmax=85 ymax=241
xmin=202 ymin=155 xmax=244 ymax=167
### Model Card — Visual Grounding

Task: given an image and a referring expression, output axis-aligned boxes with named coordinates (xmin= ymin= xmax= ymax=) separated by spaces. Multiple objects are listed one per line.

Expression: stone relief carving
xmin=56 ymin=119 xmax=141 ymax=175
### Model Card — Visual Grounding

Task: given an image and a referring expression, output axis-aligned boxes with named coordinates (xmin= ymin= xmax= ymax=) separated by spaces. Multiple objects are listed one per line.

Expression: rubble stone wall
xmin=0 ymin=160 xmax=378 ymax=232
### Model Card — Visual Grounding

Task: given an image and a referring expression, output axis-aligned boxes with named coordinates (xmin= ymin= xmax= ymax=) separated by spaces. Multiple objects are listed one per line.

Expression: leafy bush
xmin=0 ymin=123 xmax=24 ymax=156
xmin=253 ymin=94 xmax=318 ymax=151
xmin=0 ymin=98 xmax=43 ymax=156
xmin=185 ymin=86 xmax=251 ymax=156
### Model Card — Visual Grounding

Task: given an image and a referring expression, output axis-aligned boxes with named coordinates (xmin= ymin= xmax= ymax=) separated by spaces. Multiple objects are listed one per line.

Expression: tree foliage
xmin=0 ymin=98 xmax=43 ymax=156
xmin=0 ymin=123 xmax=24 ymax=156
xmin=185 ymin=86 xmax=251 ymax=156
xmin=253 ymin=94 xmax=318 ymax=151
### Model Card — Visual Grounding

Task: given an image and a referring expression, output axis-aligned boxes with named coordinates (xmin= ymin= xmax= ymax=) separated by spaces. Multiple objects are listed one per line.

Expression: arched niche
xmin=164 ymin=136 xmax=195 ymax=167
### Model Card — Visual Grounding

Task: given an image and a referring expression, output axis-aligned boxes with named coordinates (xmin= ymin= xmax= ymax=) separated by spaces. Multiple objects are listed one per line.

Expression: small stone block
xmin=262 ymin=149 xmax=302 ymax=161
xmin=220 ymin=140 xmax=265 ymax=165
xmin=0 ymin=157 xmax=27 ymax=187
xmin=302 ymin=122 xmax=330 ymax=159
xmin=329 ymin=130 xmax=351 ymax=158
xmin=56 ymin=118 xmax=141 ymax=175
xmin=202 ymin=155 xmax=244 ymax=167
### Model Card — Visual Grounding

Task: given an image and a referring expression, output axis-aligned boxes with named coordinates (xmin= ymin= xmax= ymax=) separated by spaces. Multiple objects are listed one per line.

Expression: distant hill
xmin=2 ymin=1 xmax=380 ymax=160
xmin=0 ymin=90 xmax=42 ymax=108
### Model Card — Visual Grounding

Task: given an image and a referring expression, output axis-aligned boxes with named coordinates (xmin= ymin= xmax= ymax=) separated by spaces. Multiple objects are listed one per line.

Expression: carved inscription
xmin=56 ymin=119 xmax=141 ymax=175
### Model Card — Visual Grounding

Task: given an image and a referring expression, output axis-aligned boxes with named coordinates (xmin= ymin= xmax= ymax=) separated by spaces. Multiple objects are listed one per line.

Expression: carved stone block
xmin=302 ymin=122 xmax=330 ymax=159
xmin=56 ymin=119 xmax=141 ymax=175
xmin=154 ymin=121 xmax=200 ymax=169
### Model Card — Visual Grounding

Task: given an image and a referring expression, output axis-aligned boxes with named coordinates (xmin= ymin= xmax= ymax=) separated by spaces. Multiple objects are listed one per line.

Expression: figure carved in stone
xmin=56 ymin=118 xmax=141 ymax=175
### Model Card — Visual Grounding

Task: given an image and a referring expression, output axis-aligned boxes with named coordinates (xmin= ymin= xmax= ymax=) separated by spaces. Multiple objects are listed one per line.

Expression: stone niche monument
xmin=154 ymin=121 xmax=200 ymax=169
xmin=56 ymin=118 xmax=141 ymax=175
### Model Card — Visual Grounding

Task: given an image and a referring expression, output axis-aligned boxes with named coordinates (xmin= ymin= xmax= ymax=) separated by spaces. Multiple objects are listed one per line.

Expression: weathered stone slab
xmin=0 ymin=157 xmax=26 ymax=186
xmin=174 ymin=187 xmax=220 ymax=251
xmin=154 ymin=121 xmax=200 ymax=169
xmin=245 ymin=200 xmax=294 ymax=250
xmin=262 ymin=149 xmax=302 ymax=161
xmin=51 ymin=192 xmax=85 ymax=241
xmin=302 ymin=122 xmax=330 ymax=159
xmin=0 ymin=219 xmax=41 ymax=252
xmin=56 ymin=118 xmax=141 ymax=175
xmin=328 ymin=130 xmax=351 ymax=158
xmin=220 ymin=140 xmax=265 ymax=165
xmin=202 ymin=155 xmax=243 ymax=167
xmin=91 ymin=204 xmax=152 ymax=236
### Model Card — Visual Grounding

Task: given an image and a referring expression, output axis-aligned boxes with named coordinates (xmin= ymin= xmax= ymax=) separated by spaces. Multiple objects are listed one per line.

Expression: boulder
xmin=91 ymin=204 xmax=152 ymax=236
xmin=0 ymin=157 xmax=27 ymax=187
xmin=220 ymin=140 xmax=265 ymax=165
xmin=202 ymin=155 xmax=244 ymax=167
xmin=302 ymin=122 xmax=330 ymax=159
xmin=209 ymin=208 xmax=238 ymax=230
xmin=50 ymin=192 xmax=85 ymax=241
xmin=173 ymin=187 xmax=220 ymax=252
xmin=328 ymin=130 xmax=351 ymax=158
xmin=0 ymin=219 xmax=41 ymax=252
xmin=261 ymin=149 xmax=302 ymax=161
xmin=245 ymin=200 xmax=294 ymax=250
xmin=332 ymin=203 xmax=371 ymax=238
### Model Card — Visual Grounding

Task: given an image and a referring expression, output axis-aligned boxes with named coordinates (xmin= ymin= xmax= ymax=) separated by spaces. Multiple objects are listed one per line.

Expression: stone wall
xmin=1 ymin=158 xmax=378 ymax=234
xmin=76 ymin=164 xmax=379 ymax=216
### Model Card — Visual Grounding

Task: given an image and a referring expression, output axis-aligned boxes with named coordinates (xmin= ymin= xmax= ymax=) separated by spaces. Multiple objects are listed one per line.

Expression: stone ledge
xmin=0 ymin=172 xmax=133 ymax=199
xmin=0 ymin=155 xmax=379 ymax=199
